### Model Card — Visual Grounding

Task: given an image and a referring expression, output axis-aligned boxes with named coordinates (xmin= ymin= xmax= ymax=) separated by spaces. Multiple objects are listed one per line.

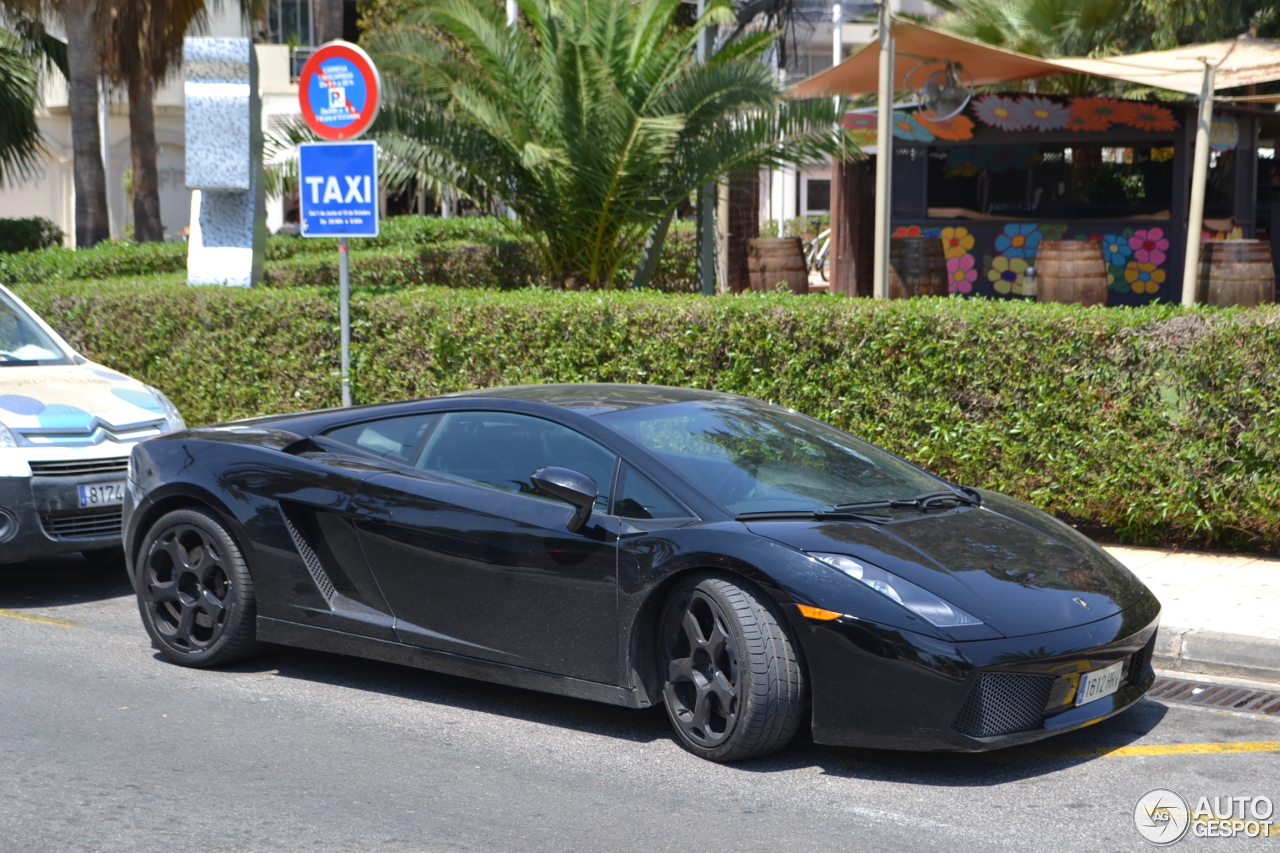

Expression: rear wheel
xmin=659 ymin=574 xmax=806 ymax=762
xmin=135 ymin=507 xmax=260 ymax=667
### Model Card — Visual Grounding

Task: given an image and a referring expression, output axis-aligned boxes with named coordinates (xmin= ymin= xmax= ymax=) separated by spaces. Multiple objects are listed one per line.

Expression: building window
xmin=267 ymin=0 xmax=315 ymax=48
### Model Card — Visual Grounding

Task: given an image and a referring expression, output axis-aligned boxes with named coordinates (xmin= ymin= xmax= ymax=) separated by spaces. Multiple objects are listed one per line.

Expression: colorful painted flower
xmin=1128 ymin=227 xmax=1169 ymax=265
xmin=947 ymin=254 xmax=976 ymax=293
xmin=973 ymin=95 xmax=1025 ymax=132
xmin=1101 ymin=234 xmax=1132 ymax=267
xmin=1011 ymin=96 xmax=1070 ymax=131
xmin=892 ymin=111 xmax=936 ymax=142
xmin=893 ymin=225 xmax=922 ymax=238
xmin=1124 ymin=261 xmax=1165 ymax=294
xmin=1067 ymin=96 xmax=1136 ymax=131
xmin=1123 ymin=103 xmax=1179 ymax=132
xmin=916 ymin=113 xmax=975 ymax=141
xmin=842 ymin=112 xmax=878 ymax=145
xmin=941 ymin=227 xmax=974 ymax=259
xmin=989 ymin=255 xmax=1030 ymax=295
xmin=995 ymin=223 xmax=1042 ymax=259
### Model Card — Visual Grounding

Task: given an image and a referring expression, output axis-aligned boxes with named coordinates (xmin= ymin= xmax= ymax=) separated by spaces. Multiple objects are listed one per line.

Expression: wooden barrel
xmin=746 ymin=238 xmax=808 ymax=295
xmin=1035 ymin=240 xmax=1108 ymax=306
xmin=888 ymin=237 xmax=946 ymax=298
xmin=1197 ymin=240 xmax=1276 ymax=307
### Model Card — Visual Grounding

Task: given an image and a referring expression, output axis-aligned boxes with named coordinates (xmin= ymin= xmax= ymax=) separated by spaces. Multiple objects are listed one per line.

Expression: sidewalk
xmin=1104 ymin=546 xmax=1280 ymax=684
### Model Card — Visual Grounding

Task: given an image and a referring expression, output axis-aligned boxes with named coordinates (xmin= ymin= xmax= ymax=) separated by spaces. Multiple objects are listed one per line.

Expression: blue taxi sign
xmin=299 ymin=141 xmax=379 ymax=238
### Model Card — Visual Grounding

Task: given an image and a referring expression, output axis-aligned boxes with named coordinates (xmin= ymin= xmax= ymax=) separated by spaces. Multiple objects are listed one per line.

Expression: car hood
xmin=747 ymin=492 xmax=1150 ymax=638
xmin=0 ymin=362 xmax=166 ymax=437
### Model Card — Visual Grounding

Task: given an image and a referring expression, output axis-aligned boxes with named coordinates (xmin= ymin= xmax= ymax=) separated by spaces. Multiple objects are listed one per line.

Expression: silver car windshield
xmin=0 ymin=289 xmax=71 ymax=366
xmin=596 ymin=400 xmax=943 ymax=514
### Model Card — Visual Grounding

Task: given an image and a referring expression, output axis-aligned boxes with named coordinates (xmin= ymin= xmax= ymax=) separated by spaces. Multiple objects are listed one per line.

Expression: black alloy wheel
xmin=659 ymin=574 xmax=807 ymax=762
xmin=136 ymin=508 xmax=260 ymax=667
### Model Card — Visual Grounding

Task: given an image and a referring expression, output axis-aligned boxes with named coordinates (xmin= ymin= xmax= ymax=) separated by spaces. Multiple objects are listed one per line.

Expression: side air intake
xmin=279 ymin=505 xmax=359 ymax=605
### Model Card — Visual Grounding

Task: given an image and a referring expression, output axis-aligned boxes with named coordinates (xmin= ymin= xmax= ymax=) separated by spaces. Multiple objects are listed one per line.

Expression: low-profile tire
xmin=659 ymin=573 xmax=807 ymax=762
xmin=135 ymin=507 xmax=261 ymax=667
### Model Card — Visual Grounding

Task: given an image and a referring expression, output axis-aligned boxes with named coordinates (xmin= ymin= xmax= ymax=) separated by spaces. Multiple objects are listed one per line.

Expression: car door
xmin=344 ymin=410 xmax=622 ymax=685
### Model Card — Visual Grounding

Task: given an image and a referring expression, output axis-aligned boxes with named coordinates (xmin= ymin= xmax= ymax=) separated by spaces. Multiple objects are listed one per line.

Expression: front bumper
xmin=0 ymin=469 xmax=128 ymax=564
xmin=800 ymin=592 xmax=1161 ymax=751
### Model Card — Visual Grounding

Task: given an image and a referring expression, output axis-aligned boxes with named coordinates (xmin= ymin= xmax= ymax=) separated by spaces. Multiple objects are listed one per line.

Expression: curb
xmin=1154 ymin=626 xmax=1280 ymax=685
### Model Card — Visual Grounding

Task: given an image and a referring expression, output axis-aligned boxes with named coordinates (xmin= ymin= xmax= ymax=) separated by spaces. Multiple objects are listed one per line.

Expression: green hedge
xmin=0 ymin=216 xmax=698 ymax=293
xmin=0 ymin=217 xmax=64 ymax=254
xmin=19 ymin=282 xmax=1280 ymax=549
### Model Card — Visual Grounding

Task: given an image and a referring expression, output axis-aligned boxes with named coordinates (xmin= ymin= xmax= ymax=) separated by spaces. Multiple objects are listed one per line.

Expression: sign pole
xmin=1181 ymin=60 xmax=1216 ymax=307
xmin=872 ymin=2 xmax=894 ymax=300
xmin=339 ymin=237 xmax=352 ymax=407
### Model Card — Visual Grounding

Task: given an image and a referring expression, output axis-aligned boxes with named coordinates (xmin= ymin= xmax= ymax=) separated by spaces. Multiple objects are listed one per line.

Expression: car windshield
xmin=0 ymin=289 xmax=70 ymax=366
xmin=596 ymin=399 xmax=945 ymax=515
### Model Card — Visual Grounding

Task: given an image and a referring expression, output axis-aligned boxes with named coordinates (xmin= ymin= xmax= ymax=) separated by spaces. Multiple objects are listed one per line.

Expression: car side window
xmin=612 ymin=463 xmax=687 ymax=520
xmin=323 ymin=414 xmax=442 ymax=465
xmin=416 ymin=411 xmax=617 ymax=512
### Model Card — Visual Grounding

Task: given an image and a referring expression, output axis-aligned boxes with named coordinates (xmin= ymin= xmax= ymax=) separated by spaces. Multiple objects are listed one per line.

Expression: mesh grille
xmin=953 ymin=672 xmax=1055 ymax=738
xmin=30 ymin=458 xmax=129 ymax=478
xmin=1130 ymin=635 xmax=1157 ymax=685
xmin=41 ymin=509 xmax=123 ymax=539
xmin=282 ymin=510 xmax=336 ymax=604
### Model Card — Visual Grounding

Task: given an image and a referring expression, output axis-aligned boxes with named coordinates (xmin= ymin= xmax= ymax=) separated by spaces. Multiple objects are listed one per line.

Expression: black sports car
xmin=124 ymin=384 xmax=1159 ymax=761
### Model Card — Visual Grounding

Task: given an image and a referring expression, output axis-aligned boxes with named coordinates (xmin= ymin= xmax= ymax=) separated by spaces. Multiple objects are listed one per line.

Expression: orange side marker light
xmin=797 ymin=604 xmax=842 ymax=621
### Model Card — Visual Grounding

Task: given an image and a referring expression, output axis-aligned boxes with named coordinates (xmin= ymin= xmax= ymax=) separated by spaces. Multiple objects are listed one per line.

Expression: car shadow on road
xmin=211 ymin=644 xmax=676 ymax=745
xmin=0 ymin=557 xmax=132 ymax=608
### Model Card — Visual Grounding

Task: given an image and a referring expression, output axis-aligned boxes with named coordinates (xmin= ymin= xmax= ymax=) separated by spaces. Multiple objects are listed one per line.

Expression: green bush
xmin=0 ymin=240 xmax=187 ymax=284
xmin=19 ymin=282 xmax=1280 ymax=550
xmin=0 ymin=217 xmax=64 ymax=254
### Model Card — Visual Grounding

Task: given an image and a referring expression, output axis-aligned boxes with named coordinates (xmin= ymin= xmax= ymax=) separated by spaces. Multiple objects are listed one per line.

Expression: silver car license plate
xmin=1075 ymin=660 xmax=1124 ymax=706
xmin=77 ymin=481 xmax=126 ymax=508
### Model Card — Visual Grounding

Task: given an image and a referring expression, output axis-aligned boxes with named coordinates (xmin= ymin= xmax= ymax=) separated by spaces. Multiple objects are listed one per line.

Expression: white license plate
xmin=77 ymin=481 xmax=126 ymax=508
xmin=1076 ymin=661 xmax=1125 ymax=706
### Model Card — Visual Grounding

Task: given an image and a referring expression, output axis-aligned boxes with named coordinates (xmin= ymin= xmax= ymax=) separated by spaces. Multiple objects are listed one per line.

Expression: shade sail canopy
xmin=788 ymin=19 xmax=1065 ymax=98
xmin=1052 ymin=37 xmax=1280 ymax=95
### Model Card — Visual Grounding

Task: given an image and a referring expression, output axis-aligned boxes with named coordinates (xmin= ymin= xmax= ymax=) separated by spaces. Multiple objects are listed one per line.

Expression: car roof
xmin=440 ymin=383 xmax=748 ymax=415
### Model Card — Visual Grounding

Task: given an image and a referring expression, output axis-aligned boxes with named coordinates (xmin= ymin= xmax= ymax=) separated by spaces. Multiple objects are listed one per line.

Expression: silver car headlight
xmin=810 ymin=552 xmax=983 ymax=628
xmin=144 ymin=385 xmax=186 ymax=433
xmin=0 ymin=422 xmax=17 ymax=447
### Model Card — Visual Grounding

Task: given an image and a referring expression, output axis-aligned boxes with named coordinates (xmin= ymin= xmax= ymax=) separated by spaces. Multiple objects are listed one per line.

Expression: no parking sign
xmin=298 ymin=41 xmax=381 ymax=141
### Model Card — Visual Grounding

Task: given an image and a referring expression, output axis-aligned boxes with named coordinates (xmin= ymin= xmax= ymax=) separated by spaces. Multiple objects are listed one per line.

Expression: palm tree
xmin=0 ymin=27 xmax=42 ymax=188
xmin=3 ymin=0 xmax=110 ymax=246
xmin=372 ymin=0 xmax=852 ymax=289
xmin=98 ymin=0 xmax=209 ymax=242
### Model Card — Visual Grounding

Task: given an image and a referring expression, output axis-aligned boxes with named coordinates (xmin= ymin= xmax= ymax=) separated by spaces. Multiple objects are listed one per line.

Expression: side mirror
xmin=531 ymin=467 xmax=598 ymax=532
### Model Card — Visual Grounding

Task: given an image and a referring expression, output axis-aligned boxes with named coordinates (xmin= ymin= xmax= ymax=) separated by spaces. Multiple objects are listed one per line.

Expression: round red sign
xmin=298 ymin=41 xmax=381 ymax=141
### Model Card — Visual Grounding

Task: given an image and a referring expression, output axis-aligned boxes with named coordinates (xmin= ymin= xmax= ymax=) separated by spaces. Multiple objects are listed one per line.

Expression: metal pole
xmin=832 ymin=3 xmax=842 ymax=70
xmin=871 ymin=1 xmax=894 ymax=299
xmin=339 ymin=237 xmax=352 ymax=407
xmin=1181 ymin=60 xmax=1216 ymax=307
xmin=695 ymin=0 xmax=716 ymax=295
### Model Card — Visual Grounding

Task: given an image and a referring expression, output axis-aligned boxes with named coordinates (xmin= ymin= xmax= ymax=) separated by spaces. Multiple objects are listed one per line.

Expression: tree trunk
xmin=830 ymin=157 xmax=873 ymax=297
xmin=314 ymin=0 xmax=344 ymax=44
xmin=726 ymin=171 xmax=759 ymax=293
xmin=127 ymin=69 xmax=163 ymax=242
xmin=63 ymin=0 xmax=109 ymax=248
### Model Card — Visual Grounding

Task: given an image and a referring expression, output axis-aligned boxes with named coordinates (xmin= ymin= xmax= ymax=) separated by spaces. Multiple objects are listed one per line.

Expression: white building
xmin=0 ymin=4 xmax=317 ymax=245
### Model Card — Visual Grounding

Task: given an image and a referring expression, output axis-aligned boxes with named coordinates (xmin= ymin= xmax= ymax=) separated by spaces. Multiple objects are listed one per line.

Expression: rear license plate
xmin=1076 ymin=661 xmax=1125 ymax=706
xmin=77 ymin=482 xmax=126 ymax=508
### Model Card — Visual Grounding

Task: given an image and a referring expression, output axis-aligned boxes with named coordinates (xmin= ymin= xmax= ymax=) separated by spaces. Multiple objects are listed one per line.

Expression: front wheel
xmin=659 ymin=574 xmax=807 ymax=762
xmin=135 ymin=507 xmax=261 ymax=667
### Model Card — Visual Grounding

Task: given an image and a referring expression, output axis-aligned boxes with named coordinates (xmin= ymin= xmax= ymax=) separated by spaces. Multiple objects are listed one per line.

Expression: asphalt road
xmin=2 ymin=556 xmax=1278 ymax=853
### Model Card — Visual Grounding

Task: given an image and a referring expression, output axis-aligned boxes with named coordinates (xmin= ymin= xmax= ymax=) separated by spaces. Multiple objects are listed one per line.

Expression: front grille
xmin=953 ymin=672 xmax=1055 ymax=738
xmin=29 ymin=458 xmax=129 ymax=478
xmin=41 ymin=509 xmax=123 ymax=539
xmin=1130 ymin=635 xmax=1157 ymax=685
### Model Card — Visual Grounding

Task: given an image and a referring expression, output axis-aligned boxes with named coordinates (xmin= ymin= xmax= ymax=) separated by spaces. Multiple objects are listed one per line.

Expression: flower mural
xmin=995 ymin=223 xmax=1042 ymax=258
xmin=988 ymin=255 xmax=1030 ymax=295
xmin=1129 ymin=227 xmax=1169 ymax=265
xmin=892 ymin=225 xmax=922 ymax=238
xmin=1101 ymin=234 xmax=1132 ymax=267
xmin=1011 ymin=96 xmax=1070 ymax=131
xmin=947 ymin=254 xmax=976 ymax=293
xmin=1127 ymin=104 xmax=1179 ymax=133
xmin=916 ymin=113 xmax=975 ymax=141
xmin=1067 ymin=96 xmax=1136 ymax=131
xmin=940 ymin=226 xmax=974 ymax=258
xmin=1124 ymin=261 xmax=1165 ymax=294
xmin=973 ymin=95 xmax=1024 ymax=131
xmin=842 ymin=112 xmax=877 ymax=146
xmin=892 ymin=111 xmax=936 ymax=142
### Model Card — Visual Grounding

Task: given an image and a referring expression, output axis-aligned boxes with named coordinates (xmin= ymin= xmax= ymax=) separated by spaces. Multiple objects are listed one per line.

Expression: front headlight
xmin=0 ymin=422 xmax=17 ymax=447
xmin=144 ymin=385 xmax=186 ymax=432
xmin=810 ymin=552 xmax=983 ymax=629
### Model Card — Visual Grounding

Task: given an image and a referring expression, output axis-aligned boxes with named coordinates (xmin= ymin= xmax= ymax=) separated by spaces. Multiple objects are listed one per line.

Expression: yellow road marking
xmin=979 ymin=741 xmax=1280 ymax=761
xmin=0 ymin=608 xmax=81 ymax=627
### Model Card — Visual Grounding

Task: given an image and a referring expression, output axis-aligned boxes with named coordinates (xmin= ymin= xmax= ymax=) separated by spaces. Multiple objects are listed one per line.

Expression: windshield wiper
xmin=834 ymin=488 xmax=981 ymax=513
xmin=736 ymin=509 xmax=891 ymax=524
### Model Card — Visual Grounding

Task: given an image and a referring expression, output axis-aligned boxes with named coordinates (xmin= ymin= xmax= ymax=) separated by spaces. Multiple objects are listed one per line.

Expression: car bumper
xmin=0 ymin=472 xmax=127 ymax=564
xmin=800 ymin=592 xmax=1162 ymax=751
